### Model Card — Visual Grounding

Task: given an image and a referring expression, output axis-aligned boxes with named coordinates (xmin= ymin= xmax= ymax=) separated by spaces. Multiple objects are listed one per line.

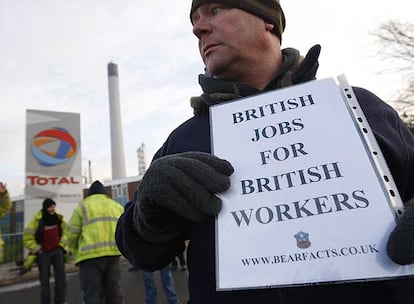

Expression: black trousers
xmin=78 ymin=256 xmax=123 ymax=304
xmin=37 ymin=248 xmax=66 ymax=304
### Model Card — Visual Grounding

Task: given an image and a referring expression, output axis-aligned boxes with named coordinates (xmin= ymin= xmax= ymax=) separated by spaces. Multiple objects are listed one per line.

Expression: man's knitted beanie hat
xmin=87 ymin=180 xmax=107 ymax=197
xmin=190 ymin=0 xmax=286 ymax=41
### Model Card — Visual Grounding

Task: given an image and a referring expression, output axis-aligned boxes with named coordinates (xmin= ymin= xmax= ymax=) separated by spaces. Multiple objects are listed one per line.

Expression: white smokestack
xmin=108 ymin=62 xmax=127 ymax=180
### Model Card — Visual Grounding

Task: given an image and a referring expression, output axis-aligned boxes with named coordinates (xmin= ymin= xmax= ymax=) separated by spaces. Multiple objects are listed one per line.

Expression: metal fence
xmin=3 ymin=232 xmax=24 ymax=264
xmin=0 ymin=233 xmax=26 ymax=286
xmin=1 ymin=199 xmax=26 ymax=285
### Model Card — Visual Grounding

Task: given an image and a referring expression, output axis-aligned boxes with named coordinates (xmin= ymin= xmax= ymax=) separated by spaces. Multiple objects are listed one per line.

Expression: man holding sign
xmin=116 ymin=1 xmax=414 ymax=303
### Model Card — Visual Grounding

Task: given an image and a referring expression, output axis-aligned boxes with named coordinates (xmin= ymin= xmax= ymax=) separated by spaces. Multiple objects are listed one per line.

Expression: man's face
xmin=192 ymin=4 xmax=273 ymax=80
xmin=47 ymin=204 xmax=56 ymax=215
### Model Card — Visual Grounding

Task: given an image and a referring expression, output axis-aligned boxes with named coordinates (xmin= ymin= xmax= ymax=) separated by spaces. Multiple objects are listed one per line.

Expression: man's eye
xmin=210 ymin=7 xmax=221 ymax=16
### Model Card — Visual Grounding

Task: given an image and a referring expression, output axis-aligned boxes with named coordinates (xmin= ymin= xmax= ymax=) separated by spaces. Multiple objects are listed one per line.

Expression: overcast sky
xmin=1 ymin=0 xmax=412 ymax=197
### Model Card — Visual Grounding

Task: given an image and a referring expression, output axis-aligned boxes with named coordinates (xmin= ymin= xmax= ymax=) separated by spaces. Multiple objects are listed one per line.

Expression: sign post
xmin=25 ymin=109 xmax=82 ymax=226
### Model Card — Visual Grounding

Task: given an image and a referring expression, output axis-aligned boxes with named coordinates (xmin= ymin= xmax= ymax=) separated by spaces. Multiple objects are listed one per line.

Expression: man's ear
xmin=265 ymin=22 xmax=274 ymax=32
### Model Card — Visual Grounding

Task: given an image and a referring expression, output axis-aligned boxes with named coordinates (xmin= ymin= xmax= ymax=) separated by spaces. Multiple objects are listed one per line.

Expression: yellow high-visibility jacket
xmin=67 ymin=194 xmax=123 ymax=264
xmin=0 ymin=191 xmax=12 ymax=263
xmin=23 ymin=210 xmax=68 ymax=254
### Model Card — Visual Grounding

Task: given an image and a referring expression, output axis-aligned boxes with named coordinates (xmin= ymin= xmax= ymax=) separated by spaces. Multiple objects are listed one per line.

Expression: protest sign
xmin=210 ymin=77 xmax=414 ymax=290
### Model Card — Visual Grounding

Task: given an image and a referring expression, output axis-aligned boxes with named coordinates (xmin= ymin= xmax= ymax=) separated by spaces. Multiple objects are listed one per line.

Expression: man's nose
xmin=192 ymin=16 xmax=212 ymax=39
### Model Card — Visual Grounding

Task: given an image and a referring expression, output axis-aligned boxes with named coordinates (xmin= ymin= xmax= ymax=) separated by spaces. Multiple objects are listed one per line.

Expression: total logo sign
xmin=31 ymin=127 xmax=77 ymax=166
xmin=28 ymin=127 xmax=80 ymax=186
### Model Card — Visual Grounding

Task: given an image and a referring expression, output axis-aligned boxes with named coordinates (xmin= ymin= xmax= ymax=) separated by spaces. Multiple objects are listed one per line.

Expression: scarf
xmin=190 ymin=44 xmax=321 ymax=115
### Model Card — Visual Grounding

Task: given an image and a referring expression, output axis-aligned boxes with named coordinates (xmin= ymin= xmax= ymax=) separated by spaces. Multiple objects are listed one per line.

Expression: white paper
xmin=210 ymin=77 xmax=414 ymax=290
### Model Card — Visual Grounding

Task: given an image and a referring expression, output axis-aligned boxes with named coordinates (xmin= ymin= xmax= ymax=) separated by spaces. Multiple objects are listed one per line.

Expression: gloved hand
xmin=386 ymin=197 xmax=414 ymax=265
xmin=133 ymin=151 xmax=234 ymax=242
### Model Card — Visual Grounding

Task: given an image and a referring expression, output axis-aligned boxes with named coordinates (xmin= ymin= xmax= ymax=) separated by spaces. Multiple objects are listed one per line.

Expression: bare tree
xmin=374 ymin=21 xmax=414 ymax=69
xmin=372 ymin=20 xmax=414 ymax=130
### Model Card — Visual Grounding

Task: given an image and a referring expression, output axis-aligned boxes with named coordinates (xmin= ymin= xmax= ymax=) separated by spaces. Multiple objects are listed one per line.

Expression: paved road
xmin=0 ymin=260 xmax=189 ymax=304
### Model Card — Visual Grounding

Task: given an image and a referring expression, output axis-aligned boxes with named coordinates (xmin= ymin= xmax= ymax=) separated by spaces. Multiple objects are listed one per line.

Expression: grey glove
xmin=386 ymin=198 xmax=414 ymax=265
xmin=133 ymin=151 xmax=234 ymax=242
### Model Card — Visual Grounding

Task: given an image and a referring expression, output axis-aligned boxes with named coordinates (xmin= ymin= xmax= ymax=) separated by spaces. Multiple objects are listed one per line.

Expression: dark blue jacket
xmin=116 ymin=47 xmax=414 ymax=303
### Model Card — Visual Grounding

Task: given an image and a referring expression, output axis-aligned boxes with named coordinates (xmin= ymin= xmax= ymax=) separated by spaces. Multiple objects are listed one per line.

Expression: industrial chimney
xmin=107 ymin=62 xmax=127 ymax=180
